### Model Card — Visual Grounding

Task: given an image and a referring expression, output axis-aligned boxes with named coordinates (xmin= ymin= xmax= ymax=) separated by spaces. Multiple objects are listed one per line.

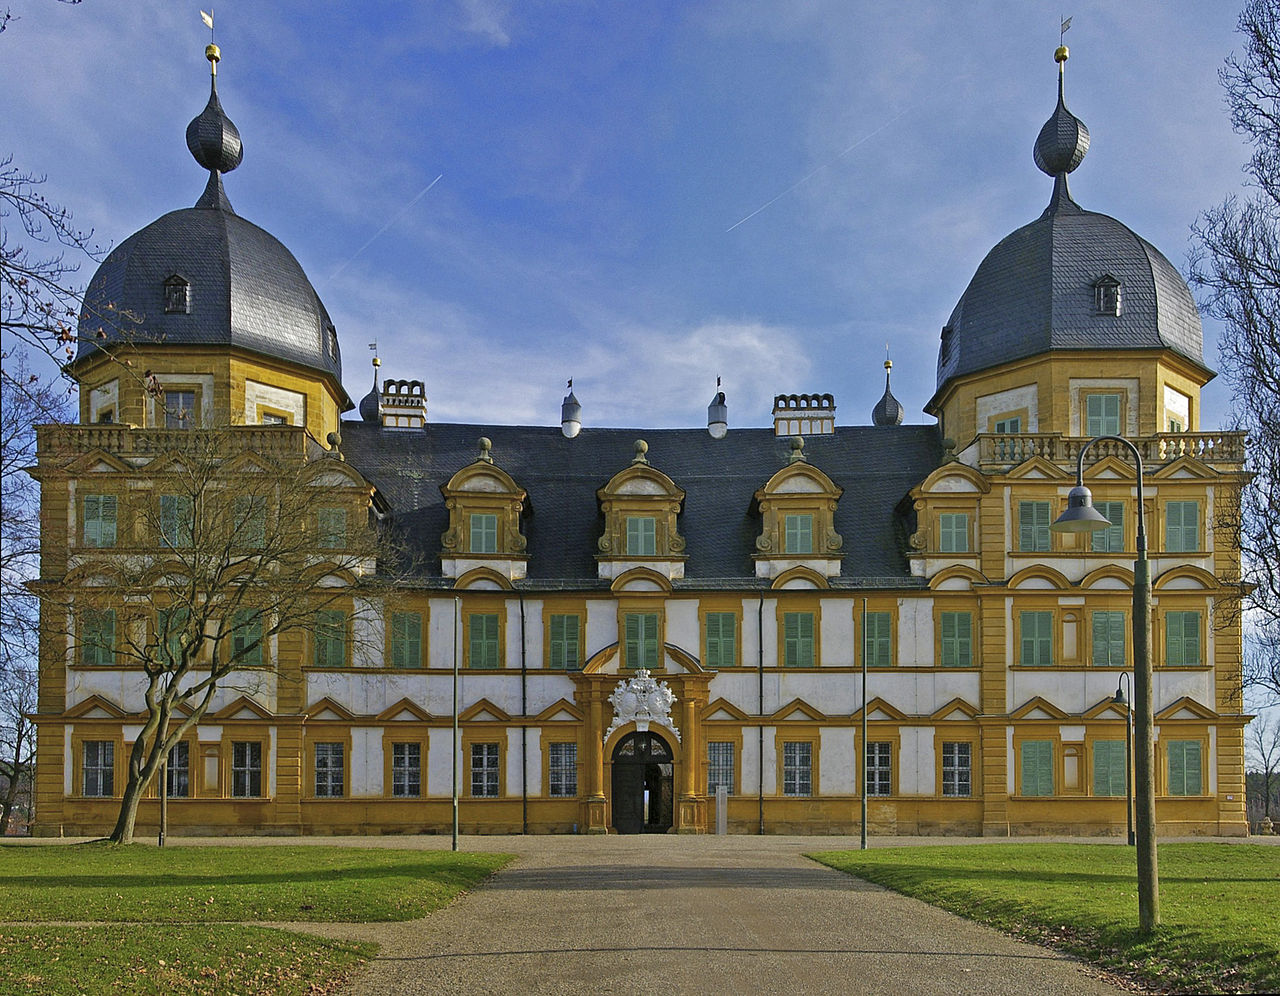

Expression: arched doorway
xmin=610 ymin=731 xmax=674 ymax=834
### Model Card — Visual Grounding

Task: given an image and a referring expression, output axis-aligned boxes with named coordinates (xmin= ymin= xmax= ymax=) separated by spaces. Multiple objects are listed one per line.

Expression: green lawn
xmin=0 ymin=844 xmax=511 ymax=995
xmin=813 ymin=843 xmax=1280 ymax=994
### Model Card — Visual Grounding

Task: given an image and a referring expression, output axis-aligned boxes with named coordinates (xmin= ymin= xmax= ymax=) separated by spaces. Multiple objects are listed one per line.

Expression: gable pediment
xmin=1010 ymin=696 xmax=1070 ymax=721
xmin=65 ymin=694 xmax=126 ymax=719
xmin=1155 ymin=696 xmax=1219 ymax=721
xmin=929 ymin=697 xmax=980 ymax=722
xmin=534 ymin=698 xmax=584 ymax=723
xmin=376 ymin=698 xmax=432 ymax=722
xmin=771 ymin=697 xmax=827 ymax=723
xmin=1006 ymin=456 xmax=1070 ymax=481
xmin=702 ymin=697 xmax=751 ymax=722
xmin=459 ymin=698 xmax=512 ymax=723
xmin=1082 ymin=456 xmax=1135 ymax=481
xmin=1151 ymin=456 xmax=1216 ymax=481
xmin=852 ymin=696 xmax=909 ymax=722
xmin=302 ymin=696 xmax=355 ymax=722
xmin=1083 ymin=697 xmax=1131 ymax=720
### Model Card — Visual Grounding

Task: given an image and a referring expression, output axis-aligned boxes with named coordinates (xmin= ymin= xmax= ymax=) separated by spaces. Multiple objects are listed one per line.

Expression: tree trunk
xmin=109 ymin=735 xmax=161 ymax=844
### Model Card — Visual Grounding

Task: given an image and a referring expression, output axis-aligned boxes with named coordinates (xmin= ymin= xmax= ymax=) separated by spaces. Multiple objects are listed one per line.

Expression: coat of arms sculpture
xmin=604 ymin=669 xmax=679 ymax=742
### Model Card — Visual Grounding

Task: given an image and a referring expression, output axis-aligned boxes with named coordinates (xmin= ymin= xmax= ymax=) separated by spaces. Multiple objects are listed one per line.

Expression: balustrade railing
xmin=974 ymin=431 xmax=1246 ymax=469
xmin=38 ymin=424 xmax=313 ymax=460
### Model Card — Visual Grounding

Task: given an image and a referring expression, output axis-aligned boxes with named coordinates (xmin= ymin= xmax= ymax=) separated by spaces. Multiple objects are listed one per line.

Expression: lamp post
xmin=1050 ymin=434 xmax=1158 ymax=932
xmin=1112 ymin=672 xmax=1135 ymax=846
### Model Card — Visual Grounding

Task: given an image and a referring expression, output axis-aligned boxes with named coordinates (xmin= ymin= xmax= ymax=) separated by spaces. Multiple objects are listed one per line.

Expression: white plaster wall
xmin=89 ymin=378 xmax=118 ymax=423
xmin=269 ymin=727 xmax=277 ymax=797
xmin=760 ymin=599 xmax=778 ymax=668
xmin=976 ymin=384 xmax=1039 ymax=432
xmin=820 ymin=727 xmax=856 ymax=794
xmin=759 ymin=728 xmax=777 ymax=794
xmin=427 ymin=727 xmax=457 ymax=797
xmin=522 ymin=600 xmax=545 ymax=668
xmin=525 ymin=675 xmax=578 ymax=716
xmin=505 ymin=728 xmax=524 ymax=797
xmin=898 ymin=598 xmax=934 ymax=666
xmin=1008 ymin=670 xmax=1214 ymax=715
xmin=69 ymin=667 xmax=278 ymax=714
xmin=741 ymin=728 xmax=762 ymax=797
xmin=64 ymin=728 xmax=73 ymax=795
xmin=524 ymin=727 xmax=543 ymax=796
xmin=1006 ymin=727 xmax=1016 ymax=794
xmin=899 ymin=726 xmax=935 ymax=795
xmin=741 ymin=599 xmax=763 ymax=668
xmin=708 ymin=671 xmax=762 ymax=714
xmin=586 ymin=601 xmax=618 ymax=658
xmin=244 ymin=379 xmax=306 ymax=425
xmin=427 ymin=598 xmax=461 ymax=669
xmin=1209 ymin=728 xmax=1218 ymax=794
xmin=822 ymin=605 xmax=855 ymax=667
xmin=666 ymin=599 xmax=698 ymax=655
xmin=351 ymin=728 xmax=382 ymax=795
xmin=1163 ymin=385 xmax=1190 ymax=426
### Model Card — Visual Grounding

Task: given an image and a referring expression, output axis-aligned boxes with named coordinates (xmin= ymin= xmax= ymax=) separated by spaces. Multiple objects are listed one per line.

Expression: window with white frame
xmin=548 ymin=742 xmax=578 ymax=797
xmin=941 ymin=742 xmax=971 ymax=797
xmin=314 ymin=742 xmax=344 ymax=797
xmin=392 ymin=742 xmax=421 ymax=797
xmin=83 ymin=494 xmax=118 ymax=548
xmin=708 ymin=742 xmax=734 ymax=795
xmin=784 ymin=513 xmax=814 ymax=554
xmin=232 ymin=741 xmax=262 ymax=797
xmin=166 ymin=742 xmax=190 ymax=798
xmin=1086 ymin=393 xmax=1122 ymax=435
xmin=866 ymin=741 xmax=892 ymax=796
xmin=471 ymin=742 xmax=500 ymax=797
xmin=82 ymin=741 xmax=114 ymax=797
xmin=164 ymin=389 xmax=196 ymax=428
xmin=782 ymin=741 xmax=812 ymax=797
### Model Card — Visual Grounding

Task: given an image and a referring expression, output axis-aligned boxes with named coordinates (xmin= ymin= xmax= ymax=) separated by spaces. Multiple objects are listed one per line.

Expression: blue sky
xmin=3 ymin=1 xmax=1252 ymax=431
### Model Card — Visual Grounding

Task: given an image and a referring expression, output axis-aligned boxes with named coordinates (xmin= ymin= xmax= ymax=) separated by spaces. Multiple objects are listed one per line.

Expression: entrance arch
xmin=610 ymin=731 xmax=674 ymax=834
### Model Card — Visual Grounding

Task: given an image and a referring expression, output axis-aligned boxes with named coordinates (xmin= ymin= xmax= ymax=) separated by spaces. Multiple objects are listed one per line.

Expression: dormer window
xmin=753 ymin=453 xmax=844 ymax=580
xmin=1094 ymin=275 xmax=1121 ymax=316
xmin=163 ymin=275 xmax=190 ymax=314
xmin=596 ymin=441 xmax=687 ymax=581
xmin=439 ymin=445 xmax=529 ymax=582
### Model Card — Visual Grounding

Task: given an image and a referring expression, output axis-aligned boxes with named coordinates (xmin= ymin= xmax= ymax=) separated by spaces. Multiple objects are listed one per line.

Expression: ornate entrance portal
xmin=610 ymin=732 xmax=674 ymax=834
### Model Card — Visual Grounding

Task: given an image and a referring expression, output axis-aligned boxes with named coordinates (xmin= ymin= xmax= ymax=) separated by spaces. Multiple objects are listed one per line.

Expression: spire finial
xmin=633 ymin=439 xmax=649 ymax=465
xmin=1033 ymin=36 xmax=1089 ymax=188
xmin=187 ymin=22 xmax=243 ymax=211
xmin=202 ymin=9 xmax=218 ymax=76
xmin=872 ymin=352 xmax=905 ymax=426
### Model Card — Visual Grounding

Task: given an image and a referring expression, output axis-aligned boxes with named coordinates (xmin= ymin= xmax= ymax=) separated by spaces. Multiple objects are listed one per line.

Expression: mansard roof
xmin=341 ymin=421 xmax=942 ymax=586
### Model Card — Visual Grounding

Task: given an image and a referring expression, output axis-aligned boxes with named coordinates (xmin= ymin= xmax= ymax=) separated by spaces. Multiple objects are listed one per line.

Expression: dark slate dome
xmin=934 ymin=51 xmax=1206 ymax=395
xmin=76 ymin=65 xmax=343 ymax=386
xmin=872 ymin=360 xmax=905 ymax=426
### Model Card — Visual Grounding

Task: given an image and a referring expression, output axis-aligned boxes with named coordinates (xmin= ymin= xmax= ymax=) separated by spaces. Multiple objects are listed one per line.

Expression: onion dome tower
xmin=72 ymin=42 xmax=351 ymax=434
xmin=871 ymin=358 xmax=904 ymax=426
xmin=927 ymin=46 xmax=1211 ymax=445
xmin=360 ymin=352 xmax=383 ymax=423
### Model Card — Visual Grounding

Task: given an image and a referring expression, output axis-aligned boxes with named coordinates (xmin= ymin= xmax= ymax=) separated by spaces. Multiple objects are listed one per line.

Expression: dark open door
xmin=611 ymin=731 xmax=674 ymax=834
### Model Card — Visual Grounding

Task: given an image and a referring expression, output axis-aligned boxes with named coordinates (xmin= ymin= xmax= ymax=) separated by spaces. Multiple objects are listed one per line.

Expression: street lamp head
xmin=1051 ymin=484 xmax=1113 ymax=533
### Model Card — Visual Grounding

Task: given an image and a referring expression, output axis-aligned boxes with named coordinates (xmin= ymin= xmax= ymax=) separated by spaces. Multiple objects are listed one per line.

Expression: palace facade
xmin=31 ymin=46 xmax=1250 ymax=836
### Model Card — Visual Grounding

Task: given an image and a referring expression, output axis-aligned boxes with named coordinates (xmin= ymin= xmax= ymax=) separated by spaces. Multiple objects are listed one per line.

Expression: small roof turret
xmin=186 ymin=43 xmax=242 ymax=212
xmin=561 ymin=379 xmax=582 ymax=438
xmin=359 ymin=350 xmax=382 ymax=423
xmin=871 ymin=357 xmax=904 ymax=426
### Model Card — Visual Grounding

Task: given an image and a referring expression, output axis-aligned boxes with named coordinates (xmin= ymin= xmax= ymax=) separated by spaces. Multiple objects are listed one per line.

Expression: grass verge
xmin=812 ymin=842 xmax=1279 ymax=994
xmin=0 ymin=844 xmax=512 ymax=995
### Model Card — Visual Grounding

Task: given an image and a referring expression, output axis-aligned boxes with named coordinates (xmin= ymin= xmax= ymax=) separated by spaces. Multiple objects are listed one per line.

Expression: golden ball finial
xmin=1055 ymin=45 xmax=1069 ymax=64
xmin=884 ymin=359 xmax=893 ymax=372
xmin=206 ymin=43 xmax=221 ymax=63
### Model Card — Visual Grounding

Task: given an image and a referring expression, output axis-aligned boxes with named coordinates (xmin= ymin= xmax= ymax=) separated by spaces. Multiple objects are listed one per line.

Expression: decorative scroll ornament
xmin=605 ymin=669 xmax=679 ymax=742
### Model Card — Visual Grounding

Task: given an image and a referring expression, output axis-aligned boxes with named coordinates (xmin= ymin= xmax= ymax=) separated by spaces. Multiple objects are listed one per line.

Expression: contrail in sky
xmin=726 ymin=110 xmax=908 ymax=233
xmin=329 ymin=174 xmax=444 ymax=280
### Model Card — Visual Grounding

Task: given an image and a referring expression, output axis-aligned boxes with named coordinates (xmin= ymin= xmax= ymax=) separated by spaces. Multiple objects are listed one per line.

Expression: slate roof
xmin=340 ymin=420 xmax=943 ymax=586
xmin=934 ymin=180 xmax=1207 ymax=400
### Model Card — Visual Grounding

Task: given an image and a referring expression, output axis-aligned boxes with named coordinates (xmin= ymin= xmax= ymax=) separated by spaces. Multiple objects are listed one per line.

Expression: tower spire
xmin=187 ymin=25 xmax=242 ymax=213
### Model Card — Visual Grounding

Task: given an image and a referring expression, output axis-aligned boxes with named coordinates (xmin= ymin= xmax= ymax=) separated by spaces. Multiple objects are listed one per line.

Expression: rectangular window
xmin=231 ymin=741 xmax=263 ymax=797
xmin=940 ymin=611 xmax=973 ymax=667
xmin=469 ymin=613 xmax=501 ymax=669
xmin=1165 ymin=501 xmax=1200 ymax=553
xmin=782 ymin=741 xmax=812 ymax=797
xmin=1018 ymin=501 xmax=1051 ymax=552
xmin=784 ymin=514 xmax=814 ymax=554
xmin=166 ymin=742 xmax=190 ymax=798
xmin=1092 ymin=740 xmax=1127 ymax=797
xmin=82 ymin=741 xmax=114 ymax=797
xmin=233 ymin=496 xmax=266 ymax=548
xmin=548 ymin=613 xmax=581 ymax=671
xmin=229 ymin=609 xmax=263 ymax=667
xmin=159 ymin=494 xmax=193 ymax=547
xmin=157 ymin=607 xmax=190 ymax=667
xmin=80 ymin=608 xmax=116 ymax=667
xmin=1168 ymin=740 xmax=1203 ymax=796
xmin=548 ymin=742 xmax=578 ymax=798
xmin=782 ymin=611 xmax=815 ymax=667
xmin=83 ymin=494 xmax=118 ymax=548
xmin=704 ymin=612 xmax=737 ymax=668
xmin=866 ymin=741 xmax=892 ymax=796
xmin=262 ymin=412 xmax=288 ymax=426
xmin=314 ymin=742 xmax=344 ymax=797
xmin=863 ymin=611 xmax=893 ymax=667
xmin=624 ymin=612 xmax=660 ymax=669
xmin=1020 ymin=740 xmax=1054 ymax=796
xmin=1165 ymin=611 xmax=1202 ymax=666
xmin=941 ymin=742 xmax=972 ymax=797
xmin=317 ymin=507 xmax=347 ymax=549
xmin=708 ymin=742 xmax=735 ymax=795
xmin=1168 ymin=417 xmax=1183 ymax=433
xmin=1091 ymin=611 xmax=1126 ymax=666
xmin=938 ymin=512 xmax=969 ymax=553
xmin=392 ymin=742 xmax=421 ymax=797
xmin=1086 ymin=393 xmax=1122 ymax=436
xmin=993 ymin=416 xmax=1021 ymax=433
xmin=470 ymin=513 xmax=498 ymax=553
xmin=1019 ymin=611 xmax=1053 ymax=666
xmin=625 ymin=516 xmax=657 ymax=556
xmin=1090 ymin=501 xmax=1125 ymax=553
xmin=164 ymin=389 xmax=196 ymax=428
xmin=391 ymin=611 xmax=423 ymax=669
xmin=471 ymin=742 xmax=500 ymax=797
xmin=314 ymin=609 xmax=347 ymax=667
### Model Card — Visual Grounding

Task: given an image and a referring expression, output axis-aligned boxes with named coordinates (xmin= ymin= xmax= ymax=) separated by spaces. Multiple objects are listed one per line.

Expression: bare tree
xmin=37 ymin=424 xmax=399 ymax=843
xmin=1246 ymin=711 xmax=1280 ymax=821
xmin=0 ymin=666 xmax=37 ymax=835
xmin=1191 ymin=0 xmax=1280 ymax=703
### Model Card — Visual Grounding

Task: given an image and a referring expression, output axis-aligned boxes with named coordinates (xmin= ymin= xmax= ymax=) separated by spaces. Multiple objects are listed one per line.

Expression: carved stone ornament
xmin=605 ymin=669 xmax=679 ymax=742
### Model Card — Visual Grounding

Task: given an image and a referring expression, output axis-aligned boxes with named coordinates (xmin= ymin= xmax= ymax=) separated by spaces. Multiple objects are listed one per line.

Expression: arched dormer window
xmin=440 ymin=439 xmax=528 ymax=582
xmin=163 ymin=274 xmax=191 ymax=314
xmin=753 ymin=443 xmax=843 ymax=580
xmin=596 ymin=440 xmax=686 ymax=581
xmin=1094 ymin=275 xmax=1121 ymax=316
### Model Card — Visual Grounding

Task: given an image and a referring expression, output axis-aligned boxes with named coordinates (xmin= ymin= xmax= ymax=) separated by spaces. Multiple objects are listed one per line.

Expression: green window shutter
xmin=1018 ymin=502 xmax=1050 ymax=552
xmin=391 ymin=611 xmax=422 ymax=668
xmin=783 ymin=612 xmax=814 ymax=667
xmin=1091 ymin=611 xmax=1125 ymax=666
xmin=234 ymin=496 xmax=266 ymax=548
xmin=624 ymin=613 xmax=640 ymax=667
xmin=232 ymin=609 xmax=263 ymax=667
xmin=1166 ymin=612 xmax=1201 ymax=667
xmin=1165 ymin=501 xmax=1199 ymax=553
xmin=81 ymin=609 xmax=116 ymax=666
xmin=314 ymin=610 xmax=347 ymax=667
xmin=1020 ymin=612 xmax=1053 ymax=666
xmin=317 ymin=508 xmax=347 ymax=549
xmin=625 ymin=517 xmax=656 ymax=556
xmin=1169 ymin=741 xmax=1202 ymax=796
xmin=642 ymin=613 xmax=659 ymax=668
xmin=940 ymin=612 xmax=972 ymax=667
xmin=470 ymin=614 xmax=500 ymax=668
xmin=157 ymin=607 xmax=190 ymax=666
xmin=993 ymin=416 xmax=1021 ymax=433
xmin=1090 ymin=501 xmax=1124 ymax=552
xmin=939 ymin=513 xmax=968 ymax=553
xmin=1021 ymin=740 xmax=1053 ymax=796
xmin=160 ymin=495 xmax=193 ymax=547
xmin=549 ymin=614 xmax=580 ymax=670
xmin=1087 ymin=394 xmax=1121 ymax=436
xmin=470 ymin=514 xmax=498 ymax=553
xmin=784 ymin=514 xmax=813 ymax=554
xmin=84 ymin=494 xmax=118 ymax=548
xmin=704 ymin=612 xmax=736 ymax=668
xmin=864 ymin=612 xmax=892 ymax=666
xmin=1092 ymin=740 xmax=1126 ymax=796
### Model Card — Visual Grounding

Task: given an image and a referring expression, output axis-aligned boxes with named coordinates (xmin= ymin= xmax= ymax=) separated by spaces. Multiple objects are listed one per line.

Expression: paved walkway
xmin=280 ymin=835 xmax=1134 ymax=996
